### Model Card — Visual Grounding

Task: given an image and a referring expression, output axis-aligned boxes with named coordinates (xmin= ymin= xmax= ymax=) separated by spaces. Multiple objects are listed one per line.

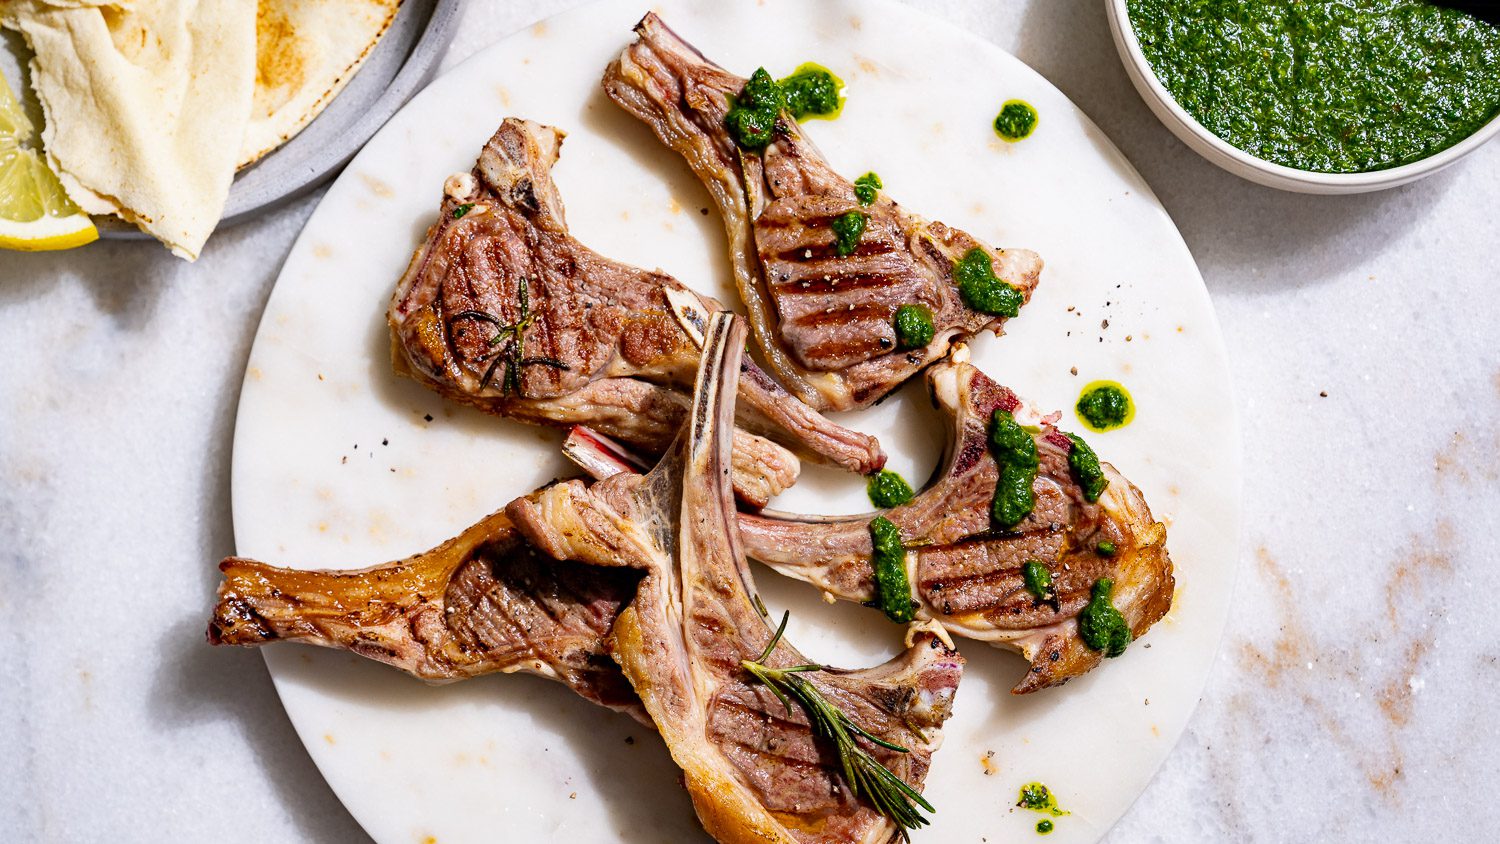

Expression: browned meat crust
xmin=737 ymin=355 xmax=1174 ymax=693
xmin=509 ymin=314 xmax=963 ymax=844
xmin=604 ymin=14 xmax=1043 ymax=411
xmin=388 ymin=117 xmax=887 ymax=508
xmin=207 ymin=510 xmax=646 ymax=720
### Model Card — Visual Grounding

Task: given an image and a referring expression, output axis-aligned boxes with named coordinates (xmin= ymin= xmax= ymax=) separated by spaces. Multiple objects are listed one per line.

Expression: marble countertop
xmin=2 ymin=1 xmax=1495 ymax=840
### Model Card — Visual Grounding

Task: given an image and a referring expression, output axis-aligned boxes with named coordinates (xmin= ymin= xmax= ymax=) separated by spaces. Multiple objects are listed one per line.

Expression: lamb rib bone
xmin=565 ymin=347 xmax=1174 ymax=694
xmin=206 ymin=509 xmax=647 ymax=722
xmin=604 ymin=13 xmax=1044 ymax=412
xmin=388 ymin=117 xmax=886 ymax=508
xmin=509 ymin=313 xmax=963 ymax=843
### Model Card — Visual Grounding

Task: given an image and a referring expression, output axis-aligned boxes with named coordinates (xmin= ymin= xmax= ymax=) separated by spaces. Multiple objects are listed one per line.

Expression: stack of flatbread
xmin=0 ymin=0 xmax=402 ymax=259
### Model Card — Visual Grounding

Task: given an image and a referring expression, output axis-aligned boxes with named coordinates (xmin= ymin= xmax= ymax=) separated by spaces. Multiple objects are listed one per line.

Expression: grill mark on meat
xmin=791 ymin=302 xmax=889 ymax=329
xmin=735 ymin=355 xmax=1176 ymax=693
xmin=604 ymin=14 xmax=1044 ymax=410
xmin=507 ymin=314 xmax=963 ymax=842
xmin=206 ymin=511 xmax=648 ymax=720
xmin=388 ymin=117 xmax=888 ymax=497
xmin=769 ymin=269 xmax=902 ymax=295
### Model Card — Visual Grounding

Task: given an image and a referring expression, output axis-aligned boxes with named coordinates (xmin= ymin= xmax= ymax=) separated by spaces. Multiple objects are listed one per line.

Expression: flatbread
xmin=1 ymin=0 xmax=257 ymax=259
xmin=239 ymin=0 xmax=402 ymax=168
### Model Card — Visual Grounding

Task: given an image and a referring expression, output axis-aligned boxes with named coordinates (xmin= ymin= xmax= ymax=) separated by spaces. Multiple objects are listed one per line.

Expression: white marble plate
xmin=230 ymin=1 xmax=1242 ymax=841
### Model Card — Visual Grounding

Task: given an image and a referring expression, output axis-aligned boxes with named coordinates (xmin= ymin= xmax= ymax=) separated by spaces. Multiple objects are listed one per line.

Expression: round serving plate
xmin=230 ymin=1 xmax=1243 ymax=841
xmin=98 ymin=0 xmax=462 ymax=239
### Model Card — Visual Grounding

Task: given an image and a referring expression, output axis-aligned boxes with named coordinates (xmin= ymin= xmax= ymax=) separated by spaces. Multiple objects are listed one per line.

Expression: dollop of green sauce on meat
xmin=1064 ymin=432 xmax=1109 ymax=502
xmin=893 ymin=304 xmax=935 ymax=350
xmin=1079 ymin=578 xmax=1132 ymax=657
xmin=954 ymin=248 xmax=1024 ymax=318
xmin=854 ymin=171 xmax=882 ymax=205
xmin=830 ymin=210 xmax=866 ymax=256
xmin=779 ymin=63 xmax=845 ymax=119
xmin=1021 ymin=560 xmax=1054 ymax=603
xmin=725 ymin=63 xmax=846 ymax=150
xmin=1127 ymin=0 xmax=1500 ymax=172
xmin=993 ymin=100 xmax=1039 ymax=141
xmin=868 ymin=516 xmax=917 ymax=623
xmin=988 ymin=410 xmax=1039 ymax=530
xmin=1075 ymin=381 xmax=1134 ymax=432
xmin=866 ymin=469 xmax=915 ymax=508
xmin=725 ymin=68 xmax=785 ymax=149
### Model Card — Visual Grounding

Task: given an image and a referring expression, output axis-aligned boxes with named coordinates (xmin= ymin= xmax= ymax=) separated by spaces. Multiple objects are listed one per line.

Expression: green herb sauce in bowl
xmin=1107 ymin=0 xmax=1500 ymax=191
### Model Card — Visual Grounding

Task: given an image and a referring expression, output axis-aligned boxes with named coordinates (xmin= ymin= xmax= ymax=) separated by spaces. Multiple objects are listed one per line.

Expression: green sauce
xmin=725 ymin=68 xmax=785 ymax=149
xmin=853 ymin=171 xmax=882 ymax=205
xmin=830 ymin=210 xmax=866 ymax=256
xmin=1036 ymin=819 xmax=1055 ymax=834
xmin=893 ymin=304 xmax=935 ymax=349
xmin=993 ymin=100 xmax=1039 ymax=141
xmin=1096 ymin=540 xmax=1117 ymax=556
xmin=989 ymin=410 xmax=1039 ymax=531
xmin=867 ymin=469 xmax=915 ymax=508
xmin=869 ymin=516 xmax=917 ymax=623
xmin=954 ymin=248 xmax=1024 ymax=318
xmin=725 ymin=63 xmax=846 ymax=149
xmin=780 ymin=63 xmax=845 ymax=120
xmin=1127 ymin=0 xmax=1500 ymax=173
xmin=1021 ymin=560 xmax=1054 ymax=603
xmin=1075 ymin=381 xmax=1134 ymax=432
xmin=1017 ymin=782 xmax=1069 ymax=817
xmin=1064 ymin=432 xmax=1108 ymax=502
xmin=1079 ymin=578 xmax=1132 ymax=657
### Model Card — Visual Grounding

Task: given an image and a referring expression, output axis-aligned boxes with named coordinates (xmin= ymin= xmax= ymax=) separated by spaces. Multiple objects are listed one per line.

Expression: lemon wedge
xmin=0 ymin=70 xmax=97 ymax=251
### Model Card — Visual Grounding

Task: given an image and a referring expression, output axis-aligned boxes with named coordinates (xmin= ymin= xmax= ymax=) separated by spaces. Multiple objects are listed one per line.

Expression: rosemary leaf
xmin=741 ymin=612 xmax=934 ymax=833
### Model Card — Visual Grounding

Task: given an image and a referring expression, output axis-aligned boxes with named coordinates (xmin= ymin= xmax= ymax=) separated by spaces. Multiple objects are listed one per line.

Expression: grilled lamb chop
xmin=207 ymin=510 xmax=646 ymax=720
xmin=566 ymin=350 xmax=1173 ymax=694
xmin=604 ymin=14 xmax=1044 ymax=412
xmin=508 ymin=313 xmax=963 ymax=844
xmin=388 ymin=117 xmax=885 ymax=507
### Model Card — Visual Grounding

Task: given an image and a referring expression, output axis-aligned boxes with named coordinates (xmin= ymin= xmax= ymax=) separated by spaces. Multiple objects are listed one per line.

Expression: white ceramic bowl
xmin=1105 ymin=0 xmax=1500 ymax=194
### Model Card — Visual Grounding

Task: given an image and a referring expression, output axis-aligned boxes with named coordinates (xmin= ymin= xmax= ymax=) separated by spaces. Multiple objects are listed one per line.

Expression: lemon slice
xmin=0 ymin=70 xmax=97 ymax=251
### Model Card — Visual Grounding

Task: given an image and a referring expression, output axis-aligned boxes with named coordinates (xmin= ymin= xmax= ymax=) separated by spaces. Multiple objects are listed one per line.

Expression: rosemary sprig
xmin=741 ymin=612 xmax=935 ymax=835
xmin=445 ymin=277 xmax=569 ymax=394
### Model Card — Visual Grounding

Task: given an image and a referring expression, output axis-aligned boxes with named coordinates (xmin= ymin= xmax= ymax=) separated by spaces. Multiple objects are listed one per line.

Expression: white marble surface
xmin=1 ymin=1 xmax=1495 ymax=841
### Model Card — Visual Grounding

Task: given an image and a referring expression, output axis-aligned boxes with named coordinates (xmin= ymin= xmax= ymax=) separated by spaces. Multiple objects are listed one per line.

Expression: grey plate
xmin=100 ymin=0 xmax=461 ymax=239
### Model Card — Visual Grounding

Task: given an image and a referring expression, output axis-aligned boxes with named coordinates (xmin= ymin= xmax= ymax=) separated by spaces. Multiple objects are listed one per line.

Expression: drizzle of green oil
xmin=1017 ymin=782 xmax=1069 ymax=817
xmin=1075 ymin=380 xmax=1134 ymax=432
xmin=993 ymin=100 xmax=1039 ymax=141
xmin=1037 ymin=819 xmax=1055 ymax=834
xmin=866 ymin=469 xmax=915 ymax=508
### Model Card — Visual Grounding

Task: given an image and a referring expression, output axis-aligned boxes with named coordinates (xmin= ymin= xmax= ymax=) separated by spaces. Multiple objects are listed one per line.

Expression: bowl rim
xmin=1104 ymin=0 xmax=1500 ymax=188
